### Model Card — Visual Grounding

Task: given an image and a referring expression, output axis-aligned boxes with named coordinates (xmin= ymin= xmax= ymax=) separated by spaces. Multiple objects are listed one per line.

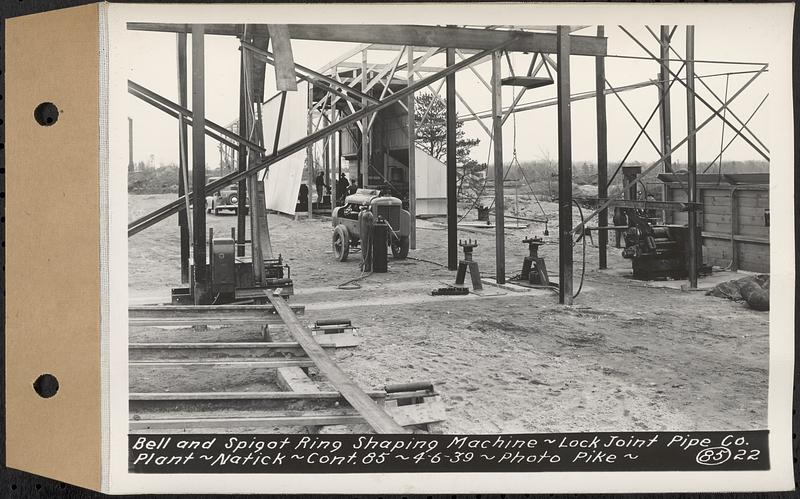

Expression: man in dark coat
xmin=315 ymin=171 xmax=327 ymax=208
xmin=336 ymin=173 xmax=349 ymax=204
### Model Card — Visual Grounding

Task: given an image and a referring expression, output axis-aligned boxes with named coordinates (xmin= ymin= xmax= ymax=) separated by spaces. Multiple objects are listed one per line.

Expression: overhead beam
xmin=242 ymin=42 xmax=379 ymax=106
xmin=462 ymin=79 xmax=658 ymax=122
xmin=336 ymin=61 xmax=444 ymax=73
xmin=128 ymin=23 xmax=608 ymax=56
xmin=129 ymin=80 xmax=266 ymax=154
xmin=128 ymin=41 xmax=513 ymax=236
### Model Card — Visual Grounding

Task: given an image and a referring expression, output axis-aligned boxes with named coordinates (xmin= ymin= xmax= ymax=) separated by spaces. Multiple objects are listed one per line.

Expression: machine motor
xmin=621 ymin=208 xmax=710 ymax=280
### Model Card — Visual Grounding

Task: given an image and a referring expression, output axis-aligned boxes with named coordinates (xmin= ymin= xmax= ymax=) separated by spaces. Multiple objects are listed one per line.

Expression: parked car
xmin=205 ymin=177 xmax=249 ymax=215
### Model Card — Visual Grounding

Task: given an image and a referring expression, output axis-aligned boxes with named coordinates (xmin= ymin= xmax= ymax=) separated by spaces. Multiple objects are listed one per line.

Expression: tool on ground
xmin=431 ymin=286 xmax=470 ymax=296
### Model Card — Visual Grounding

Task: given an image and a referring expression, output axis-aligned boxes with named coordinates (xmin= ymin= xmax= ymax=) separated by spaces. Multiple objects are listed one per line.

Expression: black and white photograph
xmin=105 ymin=2 xmax=794 ymax=493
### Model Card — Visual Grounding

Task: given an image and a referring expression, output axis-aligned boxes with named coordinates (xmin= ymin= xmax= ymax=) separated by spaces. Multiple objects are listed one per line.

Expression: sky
xmin=125 ymin=24 xmax=772 ymax=171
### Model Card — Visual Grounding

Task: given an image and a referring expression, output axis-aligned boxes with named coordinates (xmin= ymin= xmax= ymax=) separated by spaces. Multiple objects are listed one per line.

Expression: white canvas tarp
xmin=261 ymin=85 xmax=308 ymax=215
xmin=414 ymin=147 xmax=447 ymax=216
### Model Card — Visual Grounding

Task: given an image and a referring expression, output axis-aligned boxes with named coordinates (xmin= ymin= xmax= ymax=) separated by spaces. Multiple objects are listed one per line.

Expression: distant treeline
xmin=509 ymin=159 xmax=769 ymax=187
xmin=128 ymin=164 xmax=228 ymax=194
xmin=128 ymin=160 xmax=769 ymax=195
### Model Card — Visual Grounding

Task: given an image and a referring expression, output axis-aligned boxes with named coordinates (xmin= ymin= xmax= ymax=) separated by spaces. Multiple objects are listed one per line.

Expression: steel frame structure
xmin=127 ymin=23 xmax=767 ymax=305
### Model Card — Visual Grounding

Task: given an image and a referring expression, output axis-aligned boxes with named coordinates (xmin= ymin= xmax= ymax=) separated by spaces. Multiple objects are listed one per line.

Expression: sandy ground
xmin=129 ymin=193 xmax=769 ymax=433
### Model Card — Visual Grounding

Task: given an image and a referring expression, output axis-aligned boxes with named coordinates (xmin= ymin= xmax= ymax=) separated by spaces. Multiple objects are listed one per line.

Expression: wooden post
xmin=595 ymin=26 xmax=608 ymax=271
xmin=556 ymin=26 xmax=573 ymax=305
xmin=236 ymin=46 xmax=248 ymax=257
xmin=446 ymin=47 xmax=458 ymax=270
xmin=407 ymin=47 xmax=417 ymax=249
xmin=306 ymin=81 xmax=314 ymax=218
xmin=191 ymin=24 xmax=208 ymax=303
xmin=686 ymin=26 xmax=698 ymax=289
xmin=491 ymin=50 xmax=505 ymax=284
xmin=361 ymin=49 xmax=369 ymax=190
xmin=177 ymin=33 xmax=191 ymax=281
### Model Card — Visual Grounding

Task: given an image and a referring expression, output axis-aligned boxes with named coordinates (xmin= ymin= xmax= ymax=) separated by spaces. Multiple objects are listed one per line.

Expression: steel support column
xmin=556 ymin=26 xmax=573 ymax=304
xmin=686 ymin=26 xmax=698 ymax=289
xmin=595 ymin=26 xmax=608 ymax=270
xmin=658 ymin=25 xmax=673 ymax=173
xmin=491 ymin=51 xmax=505 ymax=284
xmin=446 ymin=48 xmax=458 ymax=270
xmin=191 ymin=25 xmax=208 ymax=303
xmin=659 ymin=25 xmax=673 ymax=224
xmin=236 ymin=46 xmax=248 ymax=257
xmin=407 ymin=47 xmax=417 ymax=249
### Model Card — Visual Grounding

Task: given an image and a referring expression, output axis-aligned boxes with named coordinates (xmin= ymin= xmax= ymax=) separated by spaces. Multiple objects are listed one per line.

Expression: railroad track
xmin=128 ymin=300 xmax=445 ymax=434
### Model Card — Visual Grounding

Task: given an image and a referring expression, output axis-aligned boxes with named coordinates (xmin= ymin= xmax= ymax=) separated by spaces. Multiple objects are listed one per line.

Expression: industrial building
xmin=126 ymin=23 xmax=771 ymax=435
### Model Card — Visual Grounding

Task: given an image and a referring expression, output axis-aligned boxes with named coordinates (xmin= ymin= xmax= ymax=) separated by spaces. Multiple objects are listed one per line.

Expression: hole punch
xmin=33 ymin=102 xmax=59 ymax=127
xmin=33 ymin=373 xmax=59 ymax=398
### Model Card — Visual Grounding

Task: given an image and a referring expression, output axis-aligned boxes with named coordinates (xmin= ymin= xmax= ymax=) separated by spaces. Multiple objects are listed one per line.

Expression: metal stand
xmin=455 ymin=239 xmax=483 ymax=291
xmin=521 ymin=236 xmax=549 ymax=286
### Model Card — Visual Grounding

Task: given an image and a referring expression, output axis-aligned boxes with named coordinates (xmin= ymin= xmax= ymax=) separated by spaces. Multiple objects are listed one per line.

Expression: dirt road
xmin=129 ymin=194 xmax=768 ymax=432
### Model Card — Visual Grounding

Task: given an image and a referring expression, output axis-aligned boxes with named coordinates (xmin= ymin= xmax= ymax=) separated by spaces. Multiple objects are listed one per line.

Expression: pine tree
xmin=413 ymin=93 xmax=484 ymax=200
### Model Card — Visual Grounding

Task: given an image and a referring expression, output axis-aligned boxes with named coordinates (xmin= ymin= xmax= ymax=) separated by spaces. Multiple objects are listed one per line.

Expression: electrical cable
xmin=572 ymin=199 xmax=587 ymax=300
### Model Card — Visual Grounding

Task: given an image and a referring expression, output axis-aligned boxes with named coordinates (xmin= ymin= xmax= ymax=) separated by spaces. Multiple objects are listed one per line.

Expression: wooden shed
xmin=660 ymin=173 xmax=769 ymax=273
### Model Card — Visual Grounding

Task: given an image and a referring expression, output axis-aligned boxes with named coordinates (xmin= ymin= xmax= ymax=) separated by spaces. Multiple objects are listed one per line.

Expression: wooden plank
xmin=129 ymin=304 xmax=304 ymax=318
xmin=127 ymin=23 xmax=609 ymax=57
xmin=130 ymin=359 xmax=314 ymax=368
xmin=313 ymin=332 xmax=360 ymax=348
xmin=277 ymin=366 xmax=320 ymax=393
xmin=130 ymin=413 xmax=366 ymax=430
xmin=384 ymin=396 xmax=447 ymax=427
xmin=266 ymin=294 xmax=407 ymax=433
xmin=701 ymin=232 xmax=769 ymax=245
xmin=128 ymin=341 xmax=332 ymax=359
xmin=129 ymin=317 xmax=287 ymax=327
xmin=129 ymin=341 xmax=304 ymax=350
xmin=130 ymin=391 xmax=386 ymax=401
xmin=266 ymin=25 xmax=298 ymax=91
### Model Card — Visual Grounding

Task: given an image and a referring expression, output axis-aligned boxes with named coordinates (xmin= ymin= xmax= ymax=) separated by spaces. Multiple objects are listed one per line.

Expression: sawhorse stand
xmin=455 ymin=239 xmax=482 ymax=291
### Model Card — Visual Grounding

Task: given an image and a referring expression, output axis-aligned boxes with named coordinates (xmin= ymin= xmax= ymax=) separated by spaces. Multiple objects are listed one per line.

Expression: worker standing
xmin=315 ymin=171 xmax=327 ymax=208
xmin=613 ymin=207 xmax=627 ymax=248
xmin=336 ymin=173 xmax=349 ymax=205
